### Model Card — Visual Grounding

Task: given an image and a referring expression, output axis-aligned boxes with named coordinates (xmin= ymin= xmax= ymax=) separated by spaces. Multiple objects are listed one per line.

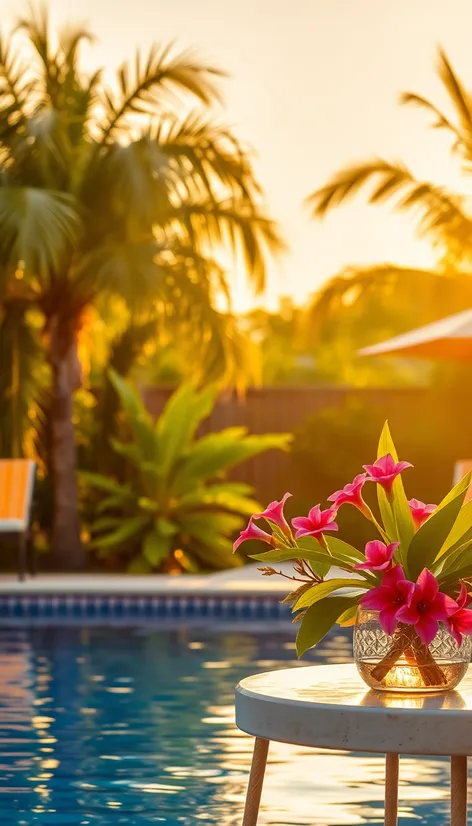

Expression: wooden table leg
xmin=451 ymin=756 xmax=468 ymax=826
xmin=242 ymin=737 xmax=269 ymax=826
xmin=385 ymin=753 xmax=399 ymax=826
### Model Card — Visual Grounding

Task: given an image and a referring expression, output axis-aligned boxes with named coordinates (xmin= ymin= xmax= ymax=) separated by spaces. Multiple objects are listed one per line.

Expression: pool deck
xmin=0 ymin=564 xmax=359 ymax=597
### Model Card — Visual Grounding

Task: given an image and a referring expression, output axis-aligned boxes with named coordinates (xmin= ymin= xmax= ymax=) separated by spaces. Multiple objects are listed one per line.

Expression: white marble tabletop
xmin=235 ymin=663 xmax=472 ymax=755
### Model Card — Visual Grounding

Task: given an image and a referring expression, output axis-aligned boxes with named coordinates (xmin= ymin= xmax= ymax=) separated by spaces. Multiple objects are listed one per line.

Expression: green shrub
xmin=81 ymin=372 xmax=291 ymax=572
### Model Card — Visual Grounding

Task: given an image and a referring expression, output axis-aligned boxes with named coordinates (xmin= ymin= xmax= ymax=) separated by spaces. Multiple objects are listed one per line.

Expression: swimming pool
xmin=0 ymin=621 xmax=452 ymax=824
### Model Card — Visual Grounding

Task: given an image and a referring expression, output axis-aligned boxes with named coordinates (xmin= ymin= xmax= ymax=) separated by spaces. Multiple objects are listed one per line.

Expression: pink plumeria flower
xmin=354 ymin=540 xmax=399 ymax=571
xmin=328 ymin=473 xmax=369 ymax=514
xmin=292 ymin=505 xmax=339 ymax=540
xmin=363 ymin=453 xmax=413 ymax=494
xmin=408 ymin=499 xmax=436 ymax=530
xmin=233 ymin=518 xmax=274 ymax=553
xmin=360 ymin=565 xmax=415 ymax=635
xmin=253 ymin=492 xmax=292 ymax=536
xmin=445 ymin=583 xmax=472 ymax=646
xmin=396 ymin=568 xmax=458 ymax=646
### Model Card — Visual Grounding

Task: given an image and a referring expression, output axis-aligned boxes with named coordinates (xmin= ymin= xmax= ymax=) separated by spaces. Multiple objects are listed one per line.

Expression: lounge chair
xmin=0 ymin=459 xmax=36 ymax=580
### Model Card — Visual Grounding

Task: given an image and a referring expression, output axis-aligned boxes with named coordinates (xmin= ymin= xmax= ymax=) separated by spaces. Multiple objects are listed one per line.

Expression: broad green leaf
xmin=137 ymin=497 xmax=159 ymax=513
xmin=376 ymin=421 xmax=414 ymax=562
xmin=155 ymin=384 xmax=218 ymax=476
xmin=296 ymin=595 xmax=359 ymax=656
xmin=250 ymin=547 xmax=359 ymax=575
xmin=325 ymin=536 xmax=365 ymax=562
xmin=108 ymin=369 xmax=157 ymax=461
xmin=177 ymin=486 xmax=260 ymax=516
xmin=91 ymin=516 xmax=125 ymax=532
xmin=338 ymin=605 xmax=358 ymax=626
xmin=295 ymin=536 xmax=331 ymax=578
xmin=110 ymin=438 xmax=141 ymax=465
xmin=155 ymin=517 xmax=178 ymax=536
xmin=294 ymin=578 xmax=369 ymax=611
xmin=96 ymin=492 xmax=134 ymax=513
xmin=437 ymin=495 xmax=472 ymax=558
xmin=434 ymin=539 xmax=472 ymax=576
xmin=79 ymin=471 xmax=130 ymax=495
xmin=142 ymin=530 xmax=172 ymax=566
xmin=438 ymin=563 xmax=472 ymax=590
xmin=89 ymin=515 xmax=149 ymax=549
xmin=174 ymin=429 xmax=291 ymax=489
xmin=407 ymin=483 xmax=470 ymax=579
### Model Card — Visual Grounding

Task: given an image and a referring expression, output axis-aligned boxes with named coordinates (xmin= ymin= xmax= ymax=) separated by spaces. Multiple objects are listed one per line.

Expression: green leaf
xmin=96 ymin=492 xmax=134 ymax=513
xmin=137 ymin=497 xmax=159 ymax=513
xmin=89 ymin=515 xmax=149 ymax=549
xmin=155 ymin=517 xmax=178 ymax=536
xmin=294 ymin=578 xmax=369 ymax=611
xmin=338 ymin=605 xmax=358 ymax=626
xmin=325 ymin=536 xmax=365 ymax=562
xmin=175 ymin=429 xmax=291 ymax=488
xmin=437 ymin=496 xmax=472 ymax=558
xmin=434 ymin=539 xmax=472 ymax=576
xmin=155 ymin=384 xmax=218 ymax=476
xmin=438 ymin=563 xmax=472 ymax=591
xmin=296 ymin=595 xmax=359 ymax=656
xmin=91 ymin=516 xmax=125 ymax=533
xmin=108 ymin=369 xmax=157 ymax=461
xmin=407 ymin=481 xmax=470 ymax=579
xmin=376 ymin=421 xmax=414 ymax=563
xmin=79 ymin=471 xmax=130 ymax=495
xmin=142 ymin=530 xmax=172 ymax=566
xmin=250 ymin=547 xmax=357 ymax=575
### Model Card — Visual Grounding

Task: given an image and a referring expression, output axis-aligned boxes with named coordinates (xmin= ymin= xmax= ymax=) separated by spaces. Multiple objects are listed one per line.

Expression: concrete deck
xmin=0 ymin=563 xmax=359 ymax=597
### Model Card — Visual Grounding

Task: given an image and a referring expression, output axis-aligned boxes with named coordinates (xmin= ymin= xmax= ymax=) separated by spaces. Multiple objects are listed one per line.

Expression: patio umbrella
xmin=358 ymin=308 xmax=472 ymax=362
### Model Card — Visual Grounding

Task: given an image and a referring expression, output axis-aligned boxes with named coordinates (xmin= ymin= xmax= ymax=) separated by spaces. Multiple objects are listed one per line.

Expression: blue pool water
xmin=0 ymin=622 xmax=454 ymax=824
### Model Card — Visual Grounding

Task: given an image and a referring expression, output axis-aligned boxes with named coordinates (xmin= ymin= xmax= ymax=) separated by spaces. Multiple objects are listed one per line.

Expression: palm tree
xmin=0 ymin=7 xmax=284 ymax=568
xmin=307 ymin=49 xmax=472 ymax=279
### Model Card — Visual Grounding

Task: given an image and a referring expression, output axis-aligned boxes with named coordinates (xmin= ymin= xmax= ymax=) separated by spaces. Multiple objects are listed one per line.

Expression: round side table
xmin=235 ymin=663 xmax=472 ymax=826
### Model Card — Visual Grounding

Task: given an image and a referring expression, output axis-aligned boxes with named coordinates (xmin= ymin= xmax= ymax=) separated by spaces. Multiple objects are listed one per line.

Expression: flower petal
xmin=415 ymin=615 xmax=439 ymax=647
xmin=417 ymin=568 xmax=439 ymax=602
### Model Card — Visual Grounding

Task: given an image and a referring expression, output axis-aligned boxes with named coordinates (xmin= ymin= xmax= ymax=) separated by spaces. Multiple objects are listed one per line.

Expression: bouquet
xmin=234 ymin=422 xmax=472 ymax=691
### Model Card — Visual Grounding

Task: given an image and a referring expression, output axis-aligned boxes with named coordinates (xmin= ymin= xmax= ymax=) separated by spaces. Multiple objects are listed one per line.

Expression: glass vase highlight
xmin=354 ymin=608 xmax=471 ymax=692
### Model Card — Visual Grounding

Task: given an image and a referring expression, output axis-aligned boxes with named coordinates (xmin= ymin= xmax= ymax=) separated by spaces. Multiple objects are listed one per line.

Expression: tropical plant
xmin=307 ymin=50 xmax=472 ymax=317
xmin=81 ymin=371 xmax=291 ymax=572
xmin=0 ymin=7 xmax=283 ymax=568
xmin=235 ymin=422 xmax=472 ymax=690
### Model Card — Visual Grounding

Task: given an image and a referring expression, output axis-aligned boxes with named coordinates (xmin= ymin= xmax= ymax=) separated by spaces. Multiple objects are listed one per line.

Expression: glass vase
xmin=354 ymin=607 xmax=471 ymax=692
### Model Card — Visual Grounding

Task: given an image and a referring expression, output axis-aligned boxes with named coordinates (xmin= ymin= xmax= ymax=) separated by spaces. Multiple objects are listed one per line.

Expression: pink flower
xmin=328 ymin=473 xmax=368 ymax=512
xmin=360 ymin=565 xmax=415 ymax=635
xmin=445 ymin=583 xmax=472 ymax=646
xmin=363 ymin=453 xmax=413 ymax=493
xmin=354 ymin=540 xmax=399 ymax=571
xmin=233 ymin=518 xmax=274 ymax=553
xmin=396 ymin=568 xmax=458 ymax=646
xmin=253 ymin=492 xmax=292 ymax=536
xmin=408 ymin=498 xmax=436 ymax=530
xmin=292 ymin=505 xmax=339 ymax=540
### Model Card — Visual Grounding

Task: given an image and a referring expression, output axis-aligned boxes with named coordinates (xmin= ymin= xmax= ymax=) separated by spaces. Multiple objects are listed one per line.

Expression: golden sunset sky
xmin=3 ymin=0 xmax=472 ymax=309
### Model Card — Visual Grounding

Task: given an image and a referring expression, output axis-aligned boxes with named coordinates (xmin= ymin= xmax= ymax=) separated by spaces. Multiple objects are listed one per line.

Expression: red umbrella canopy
xmin=358 ymin=309 xmax=472 ymax=363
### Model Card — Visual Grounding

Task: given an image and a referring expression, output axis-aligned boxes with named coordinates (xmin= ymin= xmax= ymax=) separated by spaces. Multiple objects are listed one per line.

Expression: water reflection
xmin=0 ymin=624 xmax=460 ymax=824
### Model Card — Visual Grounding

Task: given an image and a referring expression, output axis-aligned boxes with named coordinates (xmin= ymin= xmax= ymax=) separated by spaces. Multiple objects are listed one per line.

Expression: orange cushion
xmin=0 ymin=460 xmax=33 ymax=523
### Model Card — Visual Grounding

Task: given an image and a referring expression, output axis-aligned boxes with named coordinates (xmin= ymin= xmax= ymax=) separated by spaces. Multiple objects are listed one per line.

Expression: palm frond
xmin=0 ymin=187 xmax=82 ymax=280
xmin=154 ymin=112 xmax=258 ymax=201
xmin=171 ymin=199 xmax=285 ymax=293
xmin=436 ymin=49 xmax=472 ymax=135
xmin=97 ymin=43 xmax=223 ymax=144
xmin=400 ymin=92 xmax=459 ymax=136
xmin=307 ymin=158 xmax=472 ymax=250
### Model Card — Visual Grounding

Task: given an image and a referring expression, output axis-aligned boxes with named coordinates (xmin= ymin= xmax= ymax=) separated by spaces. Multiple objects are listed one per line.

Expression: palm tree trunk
xmin=49 ymin=318 xmax=85 ymax=570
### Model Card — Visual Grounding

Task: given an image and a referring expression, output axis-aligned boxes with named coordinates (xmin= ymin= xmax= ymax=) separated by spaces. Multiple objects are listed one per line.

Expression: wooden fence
xmin=141 ymin=385 xmax=472 ymax=505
